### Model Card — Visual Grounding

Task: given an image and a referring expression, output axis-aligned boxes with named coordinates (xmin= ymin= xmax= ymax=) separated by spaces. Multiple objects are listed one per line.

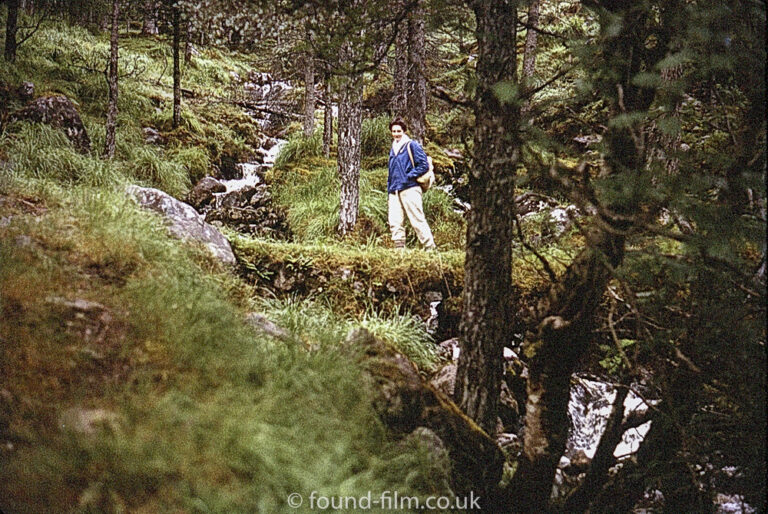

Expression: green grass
xmin=273 ymin=130 xmax=323 ymax=169
xmin=0 ymin=178 xmax=452 ymax=512
xmin=361 ymin=114 xmax=392 ymax=158
xmin=270 ymin=155 xmax=466 ymax=249
xmin=0 ymin=11 xmax=265 ymax=194
xmin=255 ymin=296 xmax=445 ymax=372
xmin=0 ymin=10 xmax=573 ymax=512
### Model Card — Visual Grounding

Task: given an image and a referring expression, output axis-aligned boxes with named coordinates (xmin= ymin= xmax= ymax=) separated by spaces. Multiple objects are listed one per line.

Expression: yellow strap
xmin=406 ymin=142 xmax=415 ymax=168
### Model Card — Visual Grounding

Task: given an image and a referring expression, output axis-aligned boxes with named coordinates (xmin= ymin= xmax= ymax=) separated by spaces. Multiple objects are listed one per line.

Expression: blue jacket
xmin=388 ymin=139 xmax=429 ymax=193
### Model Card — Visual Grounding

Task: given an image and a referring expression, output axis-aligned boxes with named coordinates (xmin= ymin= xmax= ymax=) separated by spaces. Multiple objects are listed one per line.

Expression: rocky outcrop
xmin=11 ymin=95 xmax=91 ymax=153
xmin=126 ymin=185 xmax=236 ymax=266
xmin=142 ymin=126 xmax=165 ymax=145
xmin=347 ymin=328 xmax=504 ymax=502
xmin=204 ymin=183 xmax=291 ymax=239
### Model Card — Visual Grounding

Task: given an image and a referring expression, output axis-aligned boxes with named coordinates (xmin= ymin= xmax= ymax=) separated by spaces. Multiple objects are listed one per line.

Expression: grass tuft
xmin=274 ymin=130 xmax=323 ymax=169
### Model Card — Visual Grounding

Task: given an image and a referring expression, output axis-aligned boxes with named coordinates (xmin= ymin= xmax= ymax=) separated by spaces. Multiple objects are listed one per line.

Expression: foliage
xmin=273 ymin=130 xmax=323 ymax=169
xmin=0 ymin=181 xmax=451 ymax=512
xmin=360 ymin=114 xmax=391 ymax=158
xmin=1 ymin=0 xmax=765 ymax=511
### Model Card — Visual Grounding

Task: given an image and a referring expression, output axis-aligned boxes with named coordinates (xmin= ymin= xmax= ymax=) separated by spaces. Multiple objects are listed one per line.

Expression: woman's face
xmin=390 ymin=124 xmax=404 ymax=142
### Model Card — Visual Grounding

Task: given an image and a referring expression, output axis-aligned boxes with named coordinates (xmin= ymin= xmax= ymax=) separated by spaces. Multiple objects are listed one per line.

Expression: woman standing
xmin=387 ymin=118 xmax=436 ymax=250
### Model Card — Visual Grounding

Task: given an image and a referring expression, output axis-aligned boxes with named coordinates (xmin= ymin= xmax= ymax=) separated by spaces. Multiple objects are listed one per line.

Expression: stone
xmin=126 ymin=185 xmax=236 ymax=266
xmin=443 ymin=148 xmax=464 ymax=160
xmin=438 ymin=338 xmax=460 ymax=361
xmin=217 ymin=154 xmax=241 ymax=180
xmin=245 ymin=313 xmax=292 ymax=341
xmin=215 ymin=185 xmax=259 ymax=209
xmin=11 ymin=95 xmax=91 ymax=153
xmin=186 ymin=176 xmax=226 ymax=210
xmin=142 ymin=126 xmax=165 ymax=145
xmin=346 ymin=328 xmax=504 ymax=499
xmin=59 ymin=408 xmax=120 ymax=435
xmin=18 ymin=81 xmax=35 ymax=100
xmin=430 ymin=363 xmax=457 ymax=396
xmin=45 ymin=296 xmax=112 ymax=344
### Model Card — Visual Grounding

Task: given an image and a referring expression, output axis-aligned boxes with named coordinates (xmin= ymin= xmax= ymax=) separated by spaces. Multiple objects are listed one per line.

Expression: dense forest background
xmin=0 ymin=0 xmax=765 ymax=512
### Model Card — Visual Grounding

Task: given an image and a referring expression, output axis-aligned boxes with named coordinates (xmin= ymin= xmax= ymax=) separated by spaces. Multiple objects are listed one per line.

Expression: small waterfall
xmin=217 ymin=139 xmax=286 ymax=196
xmin=566 ymin=376 xmax=654 ymax=460
xmin=221 ymin=163 xmax=262 ymax=193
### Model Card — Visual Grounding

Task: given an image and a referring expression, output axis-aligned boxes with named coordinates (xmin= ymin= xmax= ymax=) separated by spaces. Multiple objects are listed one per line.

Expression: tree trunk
xmin=454 ymin=0 xmax=519 ymax=437
xmin=337 ymin=51 xmax=363 ymax=236
xmin=509 ymin=226 xmax=626 ymax=511
xmin=323 ymin=77 xmax=333 ymax=157
xmin=98 ymin=8 xmax=109 ymax=32
xmin=405 ymin=0 xmax=427 ymax=142
xmin=184 ymin=23 xmax=194 ymax=65
xmin=142 ymin=0 xmax=158 ymax=35
xmin=390 ymin=23 xmax=408 ymax=116
xmin=509 ymin=3 xmax=680 ymax=510
xmin=4 ymin=0 xmax=19 ymax=63
xmin=172 ymin=3 xmax=181 ymax=129
xmin=303 ymin=51 xmax=315 ymax=138
xmin=520 ymin=0 xmax=540 ymax=117
xmin=591 ymin=373 xmax=711 ymax=513
xmin=104 ymin=0 xmax=120 ymax=159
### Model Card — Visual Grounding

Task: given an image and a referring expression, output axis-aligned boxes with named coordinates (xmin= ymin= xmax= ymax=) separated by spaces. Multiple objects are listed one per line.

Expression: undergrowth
xmin=0 ymin=177 xmax=451 ymax=512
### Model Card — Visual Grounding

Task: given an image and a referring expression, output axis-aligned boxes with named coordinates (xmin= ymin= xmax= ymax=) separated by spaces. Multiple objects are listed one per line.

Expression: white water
xmin=222 ymin=163 xmax=262 ymax=193
xmin=218 ymin=139 xmax=286 ymax=194
xmin=567 ymin=377 xmax=655 ymax=460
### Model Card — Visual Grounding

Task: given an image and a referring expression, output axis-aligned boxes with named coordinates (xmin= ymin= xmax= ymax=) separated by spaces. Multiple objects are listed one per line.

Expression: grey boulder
xmin=126 ymin=185 xmax=236 ymax=266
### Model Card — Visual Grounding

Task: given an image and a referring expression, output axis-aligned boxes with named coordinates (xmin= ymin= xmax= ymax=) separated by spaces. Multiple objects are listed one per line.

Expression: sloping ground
xmin=0 ymin=187 xmax=454 ymax=512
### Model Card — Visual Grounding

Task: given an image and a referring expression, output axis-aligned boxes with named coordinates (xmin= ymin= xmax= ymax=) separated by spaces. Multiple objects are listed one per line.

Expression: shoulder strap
xmin=406 ymin=141 xmax=415 ymax=168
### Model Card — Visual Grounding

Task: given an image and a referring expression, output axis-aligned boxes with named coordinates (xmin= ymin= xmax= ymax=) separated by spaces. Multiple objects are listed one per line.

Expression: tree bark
xmin=454 ymin=0 xmax=519 ymax=437
xmin=390 ymin=23 xmax=408 ymax=116
xmin=104 ymin=0 xmax=120 ymax=159
xmin=509 ymin=3 xmax=682 ymax=510
xmin=4 ymin=0 xmax=19 ymax=63
xmin=520 ymin=0 xmax=540 ymax=117
xmin=172 ymin=3 xmax=181 ymax=129
xmin=303 ymin=50 xmax=316 ymax=138
xmin=142 ymin=0 xmax=159 ymax=35
xmin=591 ymin=374 xmax=711 ymax=513
xmin=347 ymin=328 xmax=504 ymax=504
xmin=405 ymin=0 xmax=427 ymax=142
xmin=184 ymin=23 xmax=194 ymax=65
xmin=337 ymin=43 xmax=363 ymax=236
xmin=510 ymin=227 xmax=626 ymax=511
xmin=323 ymin=77 xmax=333 ymax=157
xmin=98 ymin=7 xmax=109 ymax=32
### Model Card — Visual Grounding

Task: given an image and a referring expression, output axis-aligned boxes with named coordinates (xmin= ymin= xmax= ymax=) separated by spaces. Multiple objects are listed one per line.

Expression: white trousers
xmin=388 ymin=186 xmax=435 ymax=248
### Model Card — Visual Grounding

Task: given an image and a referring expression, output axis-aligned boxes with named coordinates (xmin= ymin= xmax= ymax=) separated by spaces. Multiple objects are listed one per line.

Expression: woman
xmin=387 ymin=118 xmax=436 ymax=250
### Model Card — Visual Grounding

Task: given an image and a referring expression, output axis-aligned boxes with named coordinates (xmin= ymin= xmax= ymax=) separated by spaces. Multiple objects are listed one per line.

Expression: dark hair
xmin=389 ymin=118 xmax=408 ymax=131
